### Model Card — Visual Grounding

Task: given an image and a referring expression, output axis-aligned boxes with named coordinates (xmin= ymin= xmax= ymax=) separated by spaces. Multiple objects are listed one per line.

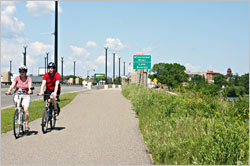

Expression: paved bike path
xmin=1 ymin=89 xmax=152 ymax=165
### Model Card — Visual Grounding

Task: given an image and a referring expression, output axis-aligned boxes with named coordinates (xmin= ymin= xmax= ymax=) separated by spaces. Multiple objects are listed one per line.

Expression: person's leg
xmin=50 ymin=95 xmax=58 ymax=110
xmin=22 ymin=95 xmax=31 ymax=130
xmin=23 ymin=106 xmax=29 ymax=129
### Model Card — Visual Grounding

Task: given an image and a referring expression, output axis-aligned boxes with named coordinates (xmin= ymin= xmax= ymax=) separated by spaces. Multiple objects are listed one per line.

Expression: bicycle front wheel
xmin=50 ymin=110 xmax=56 ymax=129
xmin=13 ymin=109 xmax=21 ymax=139
xmin=41 ymin=108 xmax=49 ymax=133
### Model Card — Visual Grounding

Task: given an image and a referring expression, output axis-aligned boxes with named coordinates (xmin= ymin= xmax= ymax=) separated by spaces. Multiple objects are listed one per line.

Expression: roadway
xmin=1 ymin=85 xmax=88 ymax=109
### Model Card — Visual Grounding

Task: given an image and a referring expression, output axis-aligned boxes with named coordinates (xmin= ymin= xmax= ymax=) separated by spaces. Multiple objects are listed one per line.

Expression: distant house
xmin=185 ymin=70 xmax=207 ymax=81
xmin=185 ymin=70 xmax=220 ymax=83
xmin=206 ymin=71 xmax=220 ymax=83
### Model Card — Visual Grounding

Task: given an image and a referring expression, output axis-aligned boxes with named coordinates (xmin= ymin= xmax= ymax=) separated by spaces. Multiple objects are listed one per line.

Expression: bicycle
xmin=39 ymin=93 xmax=60 ymax=133
xmin=6 ymin=87 xmax=34 ymax=139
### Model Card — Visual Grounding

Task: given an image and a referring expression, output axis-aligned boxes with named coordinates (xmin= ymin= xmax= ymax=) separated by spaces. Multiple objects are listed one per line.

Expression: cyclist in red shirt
xmin=39 ymin=62 xmax=61 ymax=115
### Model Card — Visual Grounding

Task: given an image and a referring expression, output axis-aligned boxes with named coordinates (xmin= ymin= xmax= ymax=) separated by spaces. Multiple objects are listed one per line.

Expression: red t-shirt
xmin=43 ymin=72 xmax=61 ymax=92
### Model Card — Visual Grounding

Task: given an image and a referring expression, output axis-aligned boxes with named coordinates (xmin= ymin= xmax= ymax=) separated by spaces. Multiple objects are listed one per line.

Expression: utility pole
xmin=54 ymin=1 xmax=58 ymax=72
xmin=113 ymin=53 xmax=115 ymax=84
xmin=23 ymin=45 xmax=27 ymax=66
xmin=104 ymin=47 xmax=108 ymax=83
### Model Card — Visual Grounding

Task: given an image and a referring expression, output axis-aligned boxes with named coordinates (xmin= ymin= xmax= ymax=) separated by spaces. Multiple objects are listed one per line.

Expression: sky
xmin=1 ymin=1 xmax=249 ymax=78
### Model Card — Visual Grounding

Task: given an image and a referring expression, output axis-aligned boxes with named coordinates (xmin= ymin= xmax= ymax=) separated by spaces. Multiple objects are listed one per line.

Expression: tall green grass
xmin=122 ymin=84 xmax=249 ymax=165
xmin=1 ymin=92 xmax=78 ymax=133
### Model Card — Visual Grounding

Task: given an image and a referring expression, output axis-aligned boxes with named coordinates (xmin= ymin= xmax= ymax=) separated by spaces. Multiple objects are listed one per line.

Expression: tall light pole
xmin=104 ymin=47 xmax=108 ymax=83
xmin=44 ymin=56 xmax=46 ymax=74
xmin=10 ymin=60 xmax=12 ymax=76
xmin=119 ymin=57 xmax=121 ymax=85
xmin=54 ymin=1 xmax=58 ymax=72
xmin=123 ymin=61 xmax=125 ymax=76
xmin=73 ymin=61 xmax=76 ymax=84
xmin=23 ymin=45 xmax=28 ymax=66
xmin=61 ymin=56 xmax=64 ymax=83
xmin=113 ymin=53 xmax=115 ymax=84
xmin=46 ymin=52 xmax=49 ymax=72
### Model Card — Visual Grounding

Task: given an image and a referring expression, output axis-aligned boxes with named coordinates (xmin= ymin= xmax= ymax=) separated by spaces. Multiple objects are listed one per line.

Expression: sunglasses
xmin=19 ymin=70 xmax=26 ymax=73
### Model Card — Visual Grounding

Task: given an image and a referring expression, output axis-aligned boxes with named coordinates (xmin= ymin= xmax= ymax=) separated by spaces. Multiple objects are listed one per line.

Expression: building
xmin=227 ymin=67 xmax=232 ymax=75
xmin=206 ymin=71 xmax=220 ymax=83
xmin=185 ymin=70 xmax=220 ymax=83
xmin=185 ymin=70 xmax=207 ymax=81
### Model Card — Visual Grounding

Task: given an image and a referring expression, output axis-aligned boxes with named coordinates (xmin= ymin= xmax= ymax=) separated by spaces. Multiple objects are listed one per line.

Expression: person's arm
xmin=39 ymin=80 xmax=46 ymax=96
xmin=27 ymin=78 xmax=32 ymax=94
xmin=52 ymin=80 xmax=60 ymax=97
xmin=6 ymin=81 xmax=16 ymax=94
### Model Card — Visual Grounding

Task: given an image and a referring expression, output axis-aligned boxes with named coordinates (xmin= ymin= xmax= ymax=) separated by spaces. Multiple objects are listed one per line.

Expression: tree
xmin=149 ymin=63 xmax=188 ymax=89
xmin=239 ymin=73 xmax=249 ymax=94
xmin=191 ymin=74 xmax=205 ymax=85
xmin=213 ymin=74 xmax=226 ymax=88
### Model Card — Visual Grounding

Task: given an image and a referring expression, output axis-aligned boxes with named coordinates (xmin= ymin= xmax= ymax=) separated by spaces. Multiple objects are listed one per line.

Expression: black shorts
xmin=44 ymin=90 xmax=61 ymax=101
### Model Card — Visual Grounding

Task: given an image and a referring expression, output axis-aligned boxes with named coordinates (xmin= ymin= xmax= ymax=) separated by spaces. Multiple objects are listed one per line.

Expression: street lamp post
xmin=10 ymin=60 xmax=12 ymax=76
xmin=119 ymin=57 xmax=121 ymax=85
xmin=44 ymin=56 xmax=46 ymax=74
xmin=46 ymin=52 xmax=49 ymax=72
xmin=123 ymin=61 xmax=125 ymax=76
xmin=54 ymin=1 xmax=58 ymax=72
xmin=104 ymin=47 xmax=108 ymax=83
xmin=23 ymin=45 xmax=28 ymax=66
xmin=73 ymin=61 xmax=76 ymax=84
xmin=113 ymin=53 xmax=115 ymax=84
xmin=61 ymin=57 xmax=64 ymax=83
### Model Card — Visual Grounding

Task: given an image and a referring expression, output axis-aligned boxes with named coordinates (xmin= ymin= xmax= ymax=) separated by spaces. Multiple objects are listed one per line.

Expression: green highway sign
xmin=133 ymin=55 xmax=151 ymax=70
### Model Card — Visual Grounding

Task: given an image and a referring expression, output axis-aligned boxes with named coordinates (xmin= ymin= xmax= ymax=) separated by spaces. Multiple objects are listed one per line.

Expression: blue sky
xmin=1 ymin=1 xmax=249 ymax=77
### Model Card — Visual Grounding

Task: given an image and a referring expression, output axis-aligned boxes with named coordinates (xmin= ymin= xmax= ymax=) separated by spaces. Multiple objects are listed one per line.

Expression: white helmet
xmin=19 ymin=65 xmax=28 ymax=72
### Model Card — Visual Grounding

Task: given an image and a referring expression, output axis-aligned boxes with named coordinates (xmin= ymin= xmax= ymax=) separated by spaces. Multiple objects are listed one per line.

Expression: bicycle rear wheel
xmin=13 ymin=109 xmax=21 ymax=139
xmin=41 ymin=108 xmax=49 ymax=133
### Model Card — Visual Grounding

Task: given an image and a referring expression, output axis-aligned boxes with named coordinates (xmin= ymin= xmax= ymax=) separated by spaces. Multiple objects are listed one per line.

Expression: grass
xmin=122 ymin=84 xmax=249 ymax=165
xmin=1 ymin=92 xmax=78 ymax=133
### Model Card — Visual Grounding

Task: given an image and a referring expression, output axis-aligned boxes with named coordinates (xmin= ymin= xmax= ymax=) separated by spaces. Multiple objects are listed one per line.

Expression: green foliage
xmin=1 ymin=92 xmax=78 ymax=133
xmin=223 ymin=86 xmax=246 ymax=97
xmin=213 ymin=74 xmax=226 ymax=87
xmin=185 ymin=80 xmax=221 ymax=96
xmin=150 ymin=63 xmax=188 ymax=88
xmin=122 ymin=84 xmax=249 ymax=165
xmin=239 ymin=73 xmax=249 ymax=94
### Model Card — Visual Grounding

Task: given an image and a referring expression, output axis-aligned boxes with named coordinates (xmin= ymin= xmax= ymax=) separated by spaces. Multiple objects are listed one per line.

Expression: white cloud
xmin=95 ymin=56 xmax=110 ymax=66
xmin=104 ymin=38 xmax=126 ymax=51
xmin=86 ymin=41 xmax=97 ymax=48
xmin=1 ymin=4 xmax=25 ymax=37
xmin=1 ymin=40 xmax=53 ymax=75
xmin=185 ymin=63 xmax=201 ymax=72
xmin=26 ymin=1 xmax=63 ymax=17
xmin=29 ymin=41 xmax=53 ymax=56
xmin=70 ymin=45 xmax=90 ymax=57
xmin=142 ymin=47 xmax=153 ymax=53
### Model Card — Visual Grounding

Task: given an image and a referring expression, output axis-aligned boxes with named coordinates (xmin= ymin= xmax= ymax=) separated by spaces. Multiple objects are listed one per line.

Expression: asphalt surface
xmin=1 ymin=85 xmax=88 ymax=109
xmin=1 ymin=89 xmax=152 ymax=165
